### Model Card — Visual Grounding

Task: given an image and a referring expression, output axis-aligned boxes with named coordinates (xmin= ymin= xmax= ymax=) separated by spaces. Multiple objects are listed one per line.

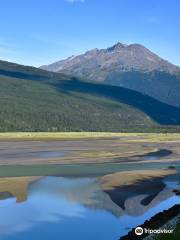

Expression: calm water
xmin=0 ymin=177 xmax=179 ymax=240
xmin=0 ymin=161 xmax=179 ymax=178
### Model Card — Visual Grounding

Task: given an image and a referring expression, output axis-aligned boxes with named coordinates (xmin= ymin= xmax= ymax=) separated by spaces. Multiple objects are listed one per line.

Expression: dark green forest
xmin=0 ymin=60 xmax=180 ymax=132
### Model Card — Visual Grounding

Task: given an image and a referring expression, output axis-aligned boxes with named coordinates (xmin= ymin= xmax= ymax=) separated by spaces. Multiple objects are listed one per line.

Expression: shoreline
xmin=120 ymin=204 xmax=180 ymax=240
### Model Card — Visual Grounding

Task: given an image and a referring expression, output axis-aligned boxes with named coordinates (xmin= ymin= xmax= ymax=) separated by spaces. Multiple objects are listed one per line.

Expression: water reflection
xmin=0 ymin=176 xmax=179 ymax=240
xmin=0 ymin=177 xmax=40 ymax=202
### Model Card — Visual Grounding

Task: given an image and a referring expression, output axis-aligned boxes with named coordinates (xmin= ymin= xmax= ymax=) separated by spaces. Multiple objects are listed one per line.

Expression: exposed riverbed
xmin=0 ymin=135 xmax=179 ymax=239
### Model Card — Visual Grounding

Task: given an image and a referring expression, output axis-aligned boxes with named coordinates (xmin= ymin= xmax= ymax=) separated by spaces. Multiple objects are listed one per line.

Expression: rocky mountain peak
xmin=40 ymin=42 xmax=180 ymax=76
xmin=107 ymin=42 xmax=128 ymax=51
xmin=39 ymin=42 xmax=180 ymax=108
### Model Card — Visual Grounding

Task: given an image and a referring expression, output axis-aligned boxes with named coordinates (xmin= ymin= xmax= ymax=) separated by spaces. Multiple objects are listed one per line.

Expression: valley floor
xmin=0 ymin=132 xmax=179 ymax=239
xmin=0 ymin=132 xmax=180 ymax=166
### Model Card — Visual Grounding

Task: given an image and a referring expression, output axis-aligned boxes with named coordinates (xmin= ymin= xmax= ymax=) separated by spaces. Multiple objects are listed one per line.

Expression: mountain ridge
xmin=40 ymin=42 xmax=180 ymax=108
xmin=41 ymin=42 xmax=180 ymax=74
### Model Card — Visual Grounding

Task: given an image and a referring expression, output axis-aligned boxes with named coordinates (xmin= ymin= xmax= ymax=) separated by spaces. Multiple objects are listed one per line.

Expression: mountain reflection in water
xmin=0 ymin=176 xmax=179 ymax=240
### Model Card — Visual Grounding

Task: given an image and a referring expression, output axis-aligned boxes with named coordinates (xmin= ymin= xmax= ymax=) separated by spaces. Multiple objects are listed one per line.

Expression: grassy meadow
xmin=0 ymin=132 xmax=180 ymax=141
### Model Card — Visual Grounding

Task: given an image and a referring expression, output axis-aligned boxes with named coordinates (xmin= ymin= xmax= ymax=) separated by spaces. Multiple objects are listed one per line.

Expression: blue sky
xmin=0 ymin=0 xmax=179 ymax=67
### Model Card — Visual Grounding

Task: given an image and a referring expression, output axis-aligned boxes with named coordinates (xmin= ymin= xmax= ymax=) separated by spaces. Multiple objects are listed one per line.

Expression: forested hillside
xmin=0 ymin=60 xmax=180 ymax=132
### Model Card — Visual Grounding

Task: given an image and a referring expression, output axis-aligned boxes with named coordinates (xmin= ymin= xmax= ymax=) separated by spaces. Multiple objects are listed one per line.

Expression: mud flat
xmin=0 ymin=133 xmax=180 ymax=166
